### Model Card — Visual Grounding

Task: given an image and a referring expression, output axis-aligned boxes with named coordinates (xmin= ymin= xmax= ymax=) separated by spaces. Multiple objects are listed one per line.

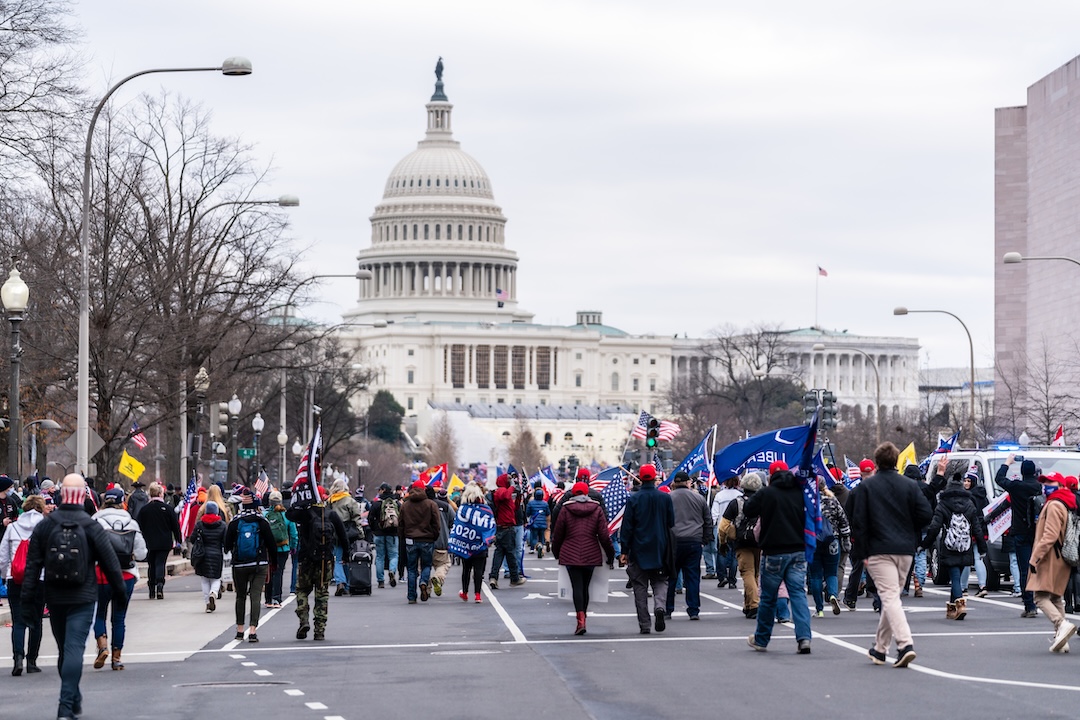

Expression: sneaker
xmin=976 ymin=587 xmax=989 ymax=598
xmin=689 ymin=614 xmax=700 ymax=621
xmin=776 ymin=617 xmax=791 ymax=625
xmin=893 ymin=645 xmax=916 ymax=668
xmin=389 ymin=572 xmax=397 ymax=588
xmin=378 ymin=581 xmax=385 ymax=589
xmin=654 ymin=607 xmax=666 ymax=633
xmin=914 ymin=586 xmax=924 ymax=598
xmin=474 ymin=592 xmax=482 ymax=603
xmin=815 ymin=610 xmax=825 ymax=618
xmin=744 ymin=608 xmax=758 ymax=620
xmin=1051 ymin=621 xmax=1077 ymax=653
xmin=489 ymin=579 xmax=499 ymax=590
xmin=208 ymin=595 xmax=216 ymax=612
xmin=234 ymin=631 xmax=245 ymax=641
xmin=420 ymin=583 xmax=430 ymax=602
xmin=798 ymin=639 xmax=811 ymax=654
xmin=829 ymin=596 xmax=841 ymax=615
xmin=248 ymin=633 xmax=259 ymax=643
xmin=1010 ymin=590 xmax=1023 ymax=598
xmin=206 ymin=602 xmax=213 ymax=614
xmin=747 ymin=635 xmax=767 ymax=652
xmin=640 ymin=626 xmax=651 ymax=634
xmin=844 ymin=598 xmax=857 ymax=611
xmin=296 ymin=626 xmax=309 ymax=640
xmin=510 ymin=578 xmax=527 ymax=587
xmin=1021 ymin=609 xmax=1039 ymax=618
xmin=408 ymin=599 xmax=418 ymax=604
xmin=703 ymin=573 xmax=717 ymax=580
xmin=459 ymin=591 xmax=468 ymax=602
xmin=334 ymin=585 xmax=345 ymax=597
xmin=675 ymin=588 xmax=684 ymax=595
xmin=868 ymin=647 xmax=887 ymax=665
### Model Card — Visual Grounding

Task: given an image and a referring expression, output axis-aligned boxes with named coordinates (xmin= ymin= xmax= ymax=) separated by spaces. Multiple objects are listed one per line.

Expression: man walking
xmin=368 ymin=483 xmax=400 ymax=589
xmin=744 ymin=461 xmax=813 ymax=654
xmin=620 ymin=464 xmax=675 ymax=634
xmin=135 ymin=482 xmax=181 ymax=599
xmin=428 ymin=484 xmax=455 ymax=596
xmin=21 ymin=475 xmax=127 ymax=720
xmin=287 ymin=484 xmax=349 ymax=641
xmin=397 ymin=480 xmax=442 ymax=603
xmin=665 ymin=472 xmax=712 ymax=620
xmin=995 ymin=454 xmax=1043 ymax=618
xmin=851 ymin=442 xmax=932 ymax=668
xmin=489 ymin=474 xmax=526 ymax=589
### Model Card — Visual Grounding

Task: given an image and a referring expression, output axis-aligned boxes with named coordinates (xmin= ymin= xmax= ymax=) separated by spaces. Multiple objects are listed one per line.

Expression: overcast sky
xmin=72 ymin=1 xmax=1080 ymax=370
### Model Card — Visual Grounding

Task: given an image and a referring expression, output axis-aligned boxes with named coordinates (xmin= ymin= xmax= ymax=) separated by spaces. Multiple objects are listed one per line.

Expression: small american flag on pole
xmin=130 ymin=422 xmax=148 ymax=449
xmin=254 ymin=468 xmax=270 ymax=497
xmin=629 ymin=410 xmax=680 ymax=442
xmin=495 ymin=288 xmax=508 ymax=301
xmin=818 ymin=266 xmax=828 ymax=277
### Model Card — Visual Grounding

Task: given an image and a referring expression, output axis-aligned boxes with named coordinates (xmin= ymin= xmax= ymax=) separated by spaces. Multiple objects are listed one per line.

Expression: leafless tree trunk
xmin=507 ymin=418 xmax=545 ymax=476
xmin=424 ymin=411 xmax=459 ymax=473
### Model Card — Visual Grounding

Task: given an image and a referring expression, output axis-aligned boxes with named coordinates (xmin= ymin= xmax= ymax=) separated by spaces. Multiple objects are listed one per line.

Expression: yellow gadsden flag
xmin=896 ymin=442 xmax=917 ymax=472
xmin=446 ymin=473 xmax=466 ymax=496
xmin=118 ymin=449 xmax=146 ymax=482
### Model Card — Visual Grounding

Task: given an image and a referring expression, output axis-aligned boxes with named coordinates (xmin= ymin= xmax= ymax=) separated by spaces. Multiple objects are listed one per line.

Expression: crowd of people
xmin=1 ymin=439 xmax=1079 ymax=718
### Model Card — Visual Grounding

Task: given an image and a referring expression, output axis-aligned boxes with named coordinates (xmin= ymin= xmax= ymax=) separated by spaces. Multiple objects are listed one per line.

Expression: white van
xmin=928 ymin=445 xmax=1080 ymax=589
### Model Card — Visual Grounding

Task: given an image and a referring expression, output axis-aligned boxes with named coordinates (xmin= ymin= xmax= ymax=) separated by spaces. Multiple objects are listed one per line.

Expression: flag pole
xmin=815 ymin=267 xmax=820 ymax=329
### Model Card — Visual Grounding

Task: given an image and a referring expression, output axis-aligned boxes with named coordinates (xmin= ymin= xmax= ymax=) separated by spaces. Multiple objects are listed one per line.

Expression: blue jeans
xmin=374 ymin=535 xmax=398 ymax=583
xmin=1013 ymin=535 xmax=1036 ymax=611
xmin=913 ymin=547 xmax=927 ymax=585
xmin=1009 ymin=551 xmax=1021 ymax=592
xmin=290 ymin=550 xmax=298 ymax=593
xmin=703 ymin=537 xmax=717 ymax=576
xmin=503 ymin=525 xmax=525 ymax=573
xmin=809 ymin=539 xmax=840 ymax=612
xmin=754 ymin=552 xmax=812 ymax=647
xmin=961 ymin=546 xmax=987 ymax=590
xmin=527 ymin=527 xmax=546 ymax=548
xmin=948 ymin=565 xmax=964 ymax=601
xmin=8 ymin=581 xmax=43 ymax=660
xmin=490 ymin=527 xmax=520 ymax=583
xmin=93 ymin=578 xmax=136 ymax=648
xmin=666 ymin=541 xmax=703 ymax=617
xmin=718 ymin=543 xmax=737 ymax=584
xmin=49 ymin=602 xmax=95 ymax=717
xmin=404 ymin=541 xmax=434 ymax=601
xmin=332 ymin=545 xmax=347 ymax=585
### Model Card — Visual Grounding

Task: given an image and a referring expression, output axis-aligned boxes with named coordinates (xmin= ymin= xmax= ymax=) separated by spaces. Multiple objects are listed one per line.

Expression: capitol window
xmin=632 ymin=378 xmax=639 ymax=391
xmin=413 ymin=224 xmax=418 ymax=240
xmin=435 ymin=225 xmax=440 ymax=240
xmin=611 ymin=373 xmax=619 ymax=391
xmin=564 ymin=432 xmax=573 ymax=442
xmin=424 ymin=224 xmax=429 ymax=240
xmin=458 ymin=224 xmax=463 ymax=240
xmin=436 ymin=178 xmax=440 ymax=186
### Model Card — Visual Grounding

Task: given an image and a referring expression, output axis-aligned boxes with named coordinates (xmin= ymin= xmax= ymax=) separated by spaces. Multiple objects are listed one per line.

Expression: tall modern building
xmin=995 ymin=55 xmax=1080 ymax=435
xmin=340 ymin=64 xmax=922 ymax=466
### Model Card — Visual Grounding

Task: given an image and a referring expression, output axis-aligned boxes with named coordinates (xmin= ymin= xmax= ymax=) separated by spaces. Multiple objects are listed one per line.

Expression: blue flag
xmin=671 ymin=427 xmax=714 ymax=479
xmin=448 ymin=503 xmax=497 ymax=559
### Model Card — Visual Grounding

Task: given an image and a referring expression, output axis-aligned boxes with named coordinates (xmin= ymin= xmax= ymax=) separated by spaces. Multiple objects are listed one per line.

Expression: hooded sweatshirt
xmin=398 ymin=485 xmax=441 ymax=543
xmin=743 ymin=470 xmax=805 ymax=555
xmin=492 ymin=475 xmax=518 ymax=527
xmin=93 ymin=506 xmax=148 ymax=582
xmin=0 ymin=509 xmax=43 ymax=580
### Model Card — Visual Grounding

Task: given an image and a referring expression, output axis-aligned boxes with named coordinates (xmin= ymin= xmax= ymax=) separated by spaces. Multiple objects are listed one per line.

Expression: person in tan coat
xmin=1027 ymin=475 xmax=1079 ymax=653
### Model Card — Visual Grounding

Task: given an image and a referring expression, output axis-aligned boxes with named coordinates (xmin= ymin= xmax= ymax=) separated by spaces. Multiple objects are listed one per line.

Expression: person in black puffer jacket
xmin=922 ymin=475 xmax=987 ymax=620
xmin=192 ymin=500 xmax=227 ymax=614
xmin=962 ymin=470 xmax=991 ymax=597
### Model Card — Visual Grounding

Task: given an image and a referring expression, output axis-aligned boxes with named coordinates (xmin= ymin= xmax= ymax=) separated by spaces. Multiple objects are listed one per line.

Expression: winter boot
xmin=575 ymin=611 xmax=587 ymax=636
xmin=913 ymin=578 xmax=923 ymax=598
xmin=12 ymin=652 xmax=24 ymax=677
xmin=954 ymin=597 xmax=967 ymax=621
xmin=946 ymin=602 xmax=958 ymax=620
xmin=93 ymin=635 xmax=109 ymax=669
xmin=111 ymin=648 xmax=124 ymax=671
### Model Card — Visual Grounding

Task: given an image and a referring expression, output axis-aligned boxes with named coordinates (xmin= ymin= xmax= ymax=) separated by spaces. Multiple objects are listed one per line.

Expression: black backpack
xmin=1028 ymin=493 xmax=1047 ymax=530
xmin=734 ymin=497 xmax=757 ymax=545
xmin=104 ymin=518 xmax=137 ymax=569
xmin=307 ymin=508 xmax=337 ymax=560
xmin=45 ymin=519 xmax=91 ymax=586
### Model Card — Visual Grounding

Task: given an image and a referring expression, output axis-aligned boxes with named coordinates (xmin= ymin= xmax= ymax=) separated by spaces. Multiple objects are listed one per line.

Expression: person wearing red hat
xmin=552 ymin=481 xmax=615 ymax=635
xmin=858 ymin=459 xmax=876 ymax=477
xmin=620 ymin=464 xmax=675 ymax=634
xmin=397 ymin=480 xmax=442 ymax=603
xmin=488 ymin=474 xmax=526 ymax=590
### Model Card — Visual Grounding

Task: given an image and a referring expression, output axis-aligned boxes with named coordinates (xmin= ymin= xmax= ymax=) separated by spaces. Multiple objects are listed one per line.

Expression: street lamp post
xmin=2 ymin=265 xmax=29 ymax=481
xmin=76 ymin=57 xmax=252 ymax=477
xmin=812 ymin=343 xmax=882 ymax=446
xmin=193 ymin=367 xmax=210 ymax=481
xmin=894 ymin=307 xmax=976 ymax=445
xmin=251 ymin=412 xmax=264 ymax=481
xmin=227 ymin=394 xmax=242 ymax=487
xmin=1003 ymin=252 xmax=1080 ymax=269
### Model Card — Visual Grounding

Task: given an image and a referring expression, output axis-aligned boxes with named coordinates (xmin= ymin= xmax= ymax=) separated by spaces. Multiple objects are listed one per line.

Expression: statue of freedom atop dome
xmin=435 ymin=57 xmax=444 ymax=82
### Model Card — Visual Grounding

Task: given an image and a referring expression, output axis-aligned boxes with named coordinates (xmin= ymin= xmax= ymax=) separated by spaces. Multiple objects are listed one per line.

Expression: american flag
xmin=818 ymin=266 xmax=828 ymax=277
xmin=598 ymin=468 xmax=630 ymax=535
xmin=844 ymin=456 xmax=862 ymax=490
xmin=629 ymin=410 xmax=680 ymax=442
xmin=130 ymin=422 xmax=148 ymax=449
xmin=177 ymin=472 xmax=198 ymax=540
xmin=293 ymin=424 xmax=322 ymax=503
xmin=495 ymin=288 xmax=508 ymax=301
xmin=589 ymin=466 xmax=622 ymax=492
xmin=254 ymin=468 xmax=270 ymax=497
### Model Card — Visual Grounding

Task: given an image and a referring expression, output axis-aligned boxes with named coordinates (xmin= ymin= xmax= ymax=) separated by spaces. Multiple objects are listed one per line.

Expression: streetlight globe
xmin=194 ymin=366 xmax=210 ymax=394
xmin=1003 ymin=252 xmax=1024 ymax=264
xmin=1 ymin=267 xmax=29 ymax=313
xmin=227 ymin=393 xmax=242 ymax=416
xmin=277 ymin=431 xmax=288 ymax=447
xmin=277 ymin=195 xmax=300 ymax=207
xmin=355 ymin=268 xmax=374 ymax=281
xmin=292 ymin=438 xmax=303 ymax=456
xmin=893 ymin=307 xmax=909 ymax=316
xmin=221 ymin=56 xmax=253 ymax=76
xmin=252 ymin=412 xmax=265 ymax=433
xmin=39 ymin=419 xmax=62 ymax=430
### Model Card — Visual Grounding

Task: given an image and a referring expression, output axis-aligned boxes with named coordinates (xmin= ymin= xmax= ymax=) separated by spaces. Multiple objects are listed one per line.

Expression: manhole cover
xmin=174 ymin=681 xmax=293 ymax=688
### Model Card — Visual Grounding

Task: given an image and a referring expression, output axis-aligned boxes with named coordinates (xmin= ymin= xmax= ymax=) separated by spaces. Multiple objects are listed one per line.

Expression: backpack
xmin=380 ymin=498 xmax=399 ymax=530
xmin=104 ymin=518 xmax=137 ymax=569
xmin=817 ymin=511 xmax=835 ymax=543
xmin=190 ymin=525 xmax=206 ymax=567
xmin=1059 ymin=503 xmax=1080 ymax=567
xmin=307 ymin=508 xmax=338 ymax=560
xmin=10 ymin=537 xmax=30 ymax=584
xmin=267 ymin=511 xmax=290 ymax=548
xmin=943 ymin=510 xmax=972 ymax=552
xmin=234 ymin=515 xmax=263 ymax=563
xmin=734 ymin=497 xmax=757 ymax=544
xmin=44 ymin=519 xmax=90 ymax=586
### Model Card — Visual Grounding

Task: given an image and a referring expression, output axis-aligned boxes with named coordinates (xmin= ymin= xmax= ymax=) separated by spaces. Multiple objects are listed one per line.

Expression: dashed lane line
xmin=221 ymin=594 xmax=296 ymax=650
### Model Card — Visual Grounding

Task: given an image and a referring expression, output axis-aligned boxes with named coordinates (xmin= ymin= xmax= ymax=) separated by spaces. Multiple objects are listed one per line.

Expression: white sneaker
xmin=1051 ymin=620 xmax=1077 ymax=653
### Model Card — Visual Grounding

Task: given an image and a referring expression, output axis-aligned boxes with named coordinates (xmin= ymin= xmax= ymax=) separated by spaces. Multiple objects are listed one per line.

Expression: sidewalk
xmin=0 ymin=554 xmax=193 ymax=626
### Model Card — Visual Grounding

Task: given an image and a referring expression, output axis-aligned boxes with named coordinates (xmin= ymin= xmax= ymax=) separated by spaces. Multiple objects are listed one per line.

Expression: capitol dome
xmin=345 ymin=64 xmax=532 ymax=326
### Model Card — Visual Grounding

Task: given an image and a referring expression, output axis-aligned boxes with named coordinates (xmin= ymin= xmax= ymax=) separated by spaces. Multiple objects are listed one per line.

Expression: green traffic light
xmin=646 ymin=437 xmax=657 ymax=448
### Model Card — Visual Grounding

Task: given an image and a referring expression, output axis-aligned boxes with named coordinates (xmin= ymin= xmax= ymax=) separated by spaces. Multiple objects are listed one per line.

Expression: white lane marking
xmin=241 ymin=661 xmax=258 ymax=667
xmin=481 ymin=585 xmax=528 ymax=643
xmin=285 ymin=689 xmax=305 ymax=696
xmin=572 ymin=611 xmax=728 ymax=618
xmin=811 ymin=626 xmax=1080 ymax=692
xmin=325 ymin=716 xmax=347 ymax=720
xmin=229 ymin=654 xmax=246 ymax=659
xmin=220 ymin=593 xmax=296 ymax=650
xmin=253 ymin=669 xmax=273 ymax=676
xmin=431 ymin=650 xmax=504 ymax=655
xmin=305 ymin=702 xmax=328 ymax=710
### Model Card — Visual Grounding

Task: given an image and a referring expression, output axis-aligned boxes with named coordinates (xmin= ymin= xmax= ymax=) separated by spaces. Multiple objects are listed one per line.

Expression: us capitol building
xmin=339 ymin=63 xmax=921 ymax=467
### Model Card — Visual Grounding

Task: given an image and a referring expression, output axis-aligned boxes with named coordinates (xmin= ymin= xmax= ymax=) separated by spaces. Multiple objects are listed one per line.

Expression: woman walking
xmin=452 ymin=482 xmax=494 ymax=603
xmin=191 ymin=500 xmax=227 ymax=613
xmin=808 ymin=479 xmax=851 ymax=617
xmin=552 ymin=481 xmax=615 ymax=636
xmin=921 ymin=472 xmax=986 ymax=620
xmin=91 ymin=487 xmax=147 ymax=670
xmin=0 ymin=495 xmax=46 ymax=675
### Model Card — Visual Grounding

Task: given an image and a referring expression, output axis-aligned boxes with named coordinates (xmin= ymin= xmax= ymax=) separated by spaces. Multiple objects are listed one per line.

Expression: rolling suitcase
xmin=348 ymin=539 xmax=374 ymax=595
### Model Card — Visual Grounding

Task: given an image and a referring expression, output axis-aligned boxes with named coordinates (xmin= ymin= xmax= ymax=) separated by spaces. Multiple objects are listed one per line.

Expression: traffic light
xmin=803 ymin=391 xmax=819 ymax=423
xmin=558 ymin=457 xmax=567 ymax=478
xmin=212 ymin=459 xmax=228 ymax=485
xmin=217 ymin=402 xmax=230 ymax=438
xmin=821 ymin=391 xmax=838 ymax=430
xmin=645 ymin=418 xmax=660 ymax=448
xmin=568 ymin=455 xmax=579 ymax=478
xmin=661 ymin=448 xmax=673 ymax=471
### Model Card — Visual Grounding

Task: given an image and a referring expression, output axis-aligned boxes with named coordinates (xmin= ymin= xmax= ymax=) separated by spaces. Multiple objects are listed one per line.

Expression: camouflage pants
xmin=295 ymin=557 xmax=334 ymax=633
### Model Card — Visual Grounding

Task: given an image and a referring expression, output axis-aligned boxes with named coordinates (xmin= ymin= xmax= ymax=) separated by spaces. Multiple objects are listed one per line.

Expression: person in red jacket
xmin=552 ymin=481 xmax=615 ymax=635
xmin=488 ymin=474 xmax=526 ymax=589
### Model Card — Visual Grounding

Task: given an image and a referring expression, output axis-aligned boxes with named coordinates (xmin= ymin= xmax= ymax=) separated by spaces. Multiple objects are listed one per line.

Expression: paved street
xmin=4 ymin=554 xmax=1080 ymax=720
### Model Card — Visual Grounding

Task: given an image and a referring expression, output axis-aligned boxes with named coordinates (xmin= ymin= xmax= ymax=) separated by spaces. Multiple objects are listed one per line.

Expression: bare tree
xmin=424 ymin=411 xmax=459 ymax=473
xmin=507 ymin=418 xmax=545 ymax=476
xmin=1024 ymin=341 xmax=1078 ymax=444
